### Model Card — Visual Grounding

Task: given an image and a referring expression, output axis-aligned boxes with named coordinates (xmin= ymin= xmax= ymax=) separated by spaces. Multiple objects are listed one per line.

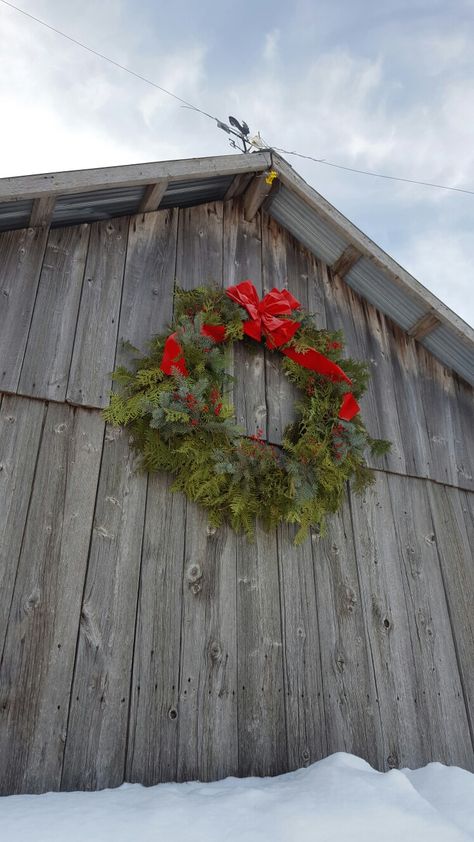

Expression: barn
xmin=0 ymin=150 xmax=473 ymax=795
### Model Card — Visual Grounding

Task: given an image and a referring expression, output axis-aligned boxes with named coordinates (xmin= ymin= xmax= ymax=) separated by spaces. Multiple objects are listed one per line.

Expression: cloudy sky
xmin=0 ymin=0 xmax=473 ymax=326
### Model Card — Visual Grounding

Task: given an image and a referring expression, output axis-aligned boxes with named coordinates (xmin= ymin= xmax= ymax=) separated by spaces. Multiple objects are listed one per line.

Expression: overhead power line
xmin=271 ymin=147 xmax=474 ymax=196
xmin=2 ymin=0 xmax=474 ymax=197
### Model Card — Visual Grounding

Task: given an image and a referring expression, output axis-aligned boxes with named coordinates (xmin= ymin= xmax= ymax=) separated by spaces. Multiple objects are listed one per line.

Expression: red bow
xmin=226 ymin=281 xmax=301 ymax=348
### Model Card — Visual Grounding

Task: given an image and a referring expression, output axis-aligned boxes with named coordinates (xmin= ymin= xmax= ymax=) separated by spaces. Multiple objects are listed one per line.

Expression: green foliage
xmin=104 ymin=284 xmax=391 ymax=543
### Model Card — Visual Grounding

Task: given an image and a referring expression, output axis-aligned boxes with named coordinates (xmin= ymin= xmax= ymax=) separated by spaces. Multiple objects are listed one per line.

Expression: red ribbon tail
xmin=160 ymin=332 xmax=188 ymax=376
xmin=338 ymin=392 xmax=360 ymax=421
xmin=282 ymin=346 xmax=352 ymax=384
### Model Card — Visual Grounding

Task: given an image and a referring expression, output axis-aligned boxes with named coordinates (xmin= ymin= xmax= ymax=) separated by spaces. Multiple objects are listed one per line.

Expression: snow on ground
xmin=1 ymin=752 xmax=474 ymax=842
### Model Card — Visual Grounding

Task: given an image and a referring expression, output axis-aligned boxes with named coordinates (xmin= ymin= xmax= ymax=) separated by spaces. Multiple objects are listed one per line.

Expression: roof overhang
xmin=0 ymin=150 xmax=472 ymax=386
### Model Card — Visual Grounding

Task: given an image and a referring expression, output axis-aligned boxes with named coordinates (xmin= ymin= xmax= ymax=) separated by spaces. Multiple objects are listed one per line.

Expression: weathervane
xmin=217 ymin=116 xmax=268 ymax=153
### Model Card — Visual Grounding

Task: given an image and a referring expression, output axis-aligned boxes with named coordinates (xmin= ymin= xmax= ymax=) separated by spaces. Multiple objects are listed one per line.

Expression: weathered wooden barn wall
xmin=0 ymin=199 xmax=473 ymax=795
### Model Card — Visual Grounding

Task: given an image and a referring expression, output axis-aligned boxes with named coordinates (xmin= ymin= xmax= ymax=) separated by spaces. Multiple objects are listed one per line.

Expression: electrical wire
xmin=0 ymin=0 xmax=220 ymax=123
xmin=2 ymin=0 xmax=474 ymax=197
xmin=271 ymin=146 xmax=474 ymax=196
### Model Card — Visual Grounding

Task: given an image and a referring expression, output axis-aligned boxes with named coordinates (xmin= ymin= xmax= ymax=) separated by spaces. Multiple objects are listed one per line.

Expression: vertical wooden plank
xmin=18 ymin=225 xmax=90 ymax=401
xmin=61 ymin=425 xmax=147 ymax=791
xmin=0 ymin=396 xmax=45 ymax=660
xmin=176 ymin=202 xmax=223 ymax=289
xmin=115 ymin=209 xmax=178 ymax=371
xmin=174 ymin=202 xmax=239 ymax=782
xmin=312 ymin=499 xmax=383 ymax=767
xmin=67 ymin=218 xmax=128 ymax=408
xmin=262 ymin=216 xmax=293 ymax=445
xmin=177 ymin=511 xmax=238 ymax=782
xmin=122 ymin=209 xmax=181 ymax=784
xmin=237 ymin=527 xmax=287 ymax=776
xmin=0 ymin=403 xmax=104 ymax=795
xmin=278 ymin=524 xmax=327 ymax=770
xmin=0 ymin=227 xmax=48 ymax=392
xmin=323 ymin=271 xmax=406 ymax=475
xmin=387 ymin=474 xmax=473 ymax=769
xmin=428 ymin=483 xmax=474 ymax=747
xmin=415 ymin=347 xmax=458 ymax=487
xmin=262 ymin=217 xmax=322 ymax=444
xmin=459 ymin=488 xmax=474 ymax=547
xmin=385 ymin=326 xmax=432 ymax=478
xmin=451 ymin=378 xmax=474 ymax=491
xmin=349 ymin=474 xmax=426 ymax=770
xmin=223 ymin=199 xmax=266 ymax=437
xmin=126 ymin=473 xmax=185 ymax=785
xmin=308 ymin=254 xmax=327 ymax=329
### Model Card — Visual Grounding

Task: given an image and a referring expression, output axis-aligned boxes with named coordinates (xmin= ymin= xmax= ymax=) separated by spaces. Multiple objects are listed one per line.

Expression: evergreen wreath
xmin=104 ymin=281 xmax=390 ymax=543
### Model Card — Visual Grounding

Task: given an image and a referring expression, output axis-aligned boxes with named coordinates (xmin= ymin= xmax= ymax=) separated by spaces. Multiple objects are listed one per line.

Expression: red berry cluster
xmin=210 ymin=387 xmax=222 ymax=416
xmin=243 ymin=427 xmax=280 ymax=462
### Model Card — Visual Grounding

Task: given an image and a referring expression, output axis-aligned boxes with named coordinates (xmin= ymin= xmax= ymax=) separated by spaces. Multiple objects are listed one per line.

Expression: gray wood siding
xmin=0 ymin=198 xmax=473 ymax=794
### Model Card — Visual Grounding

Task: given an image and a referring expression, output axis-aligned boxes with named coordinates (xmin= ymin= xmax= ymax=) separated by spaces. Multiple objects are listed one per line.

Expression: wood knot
xmin=301 ymin=748 xmax=310 ymax=765
xmin=383 ymin=617 xmax=391 ymax=630
xmin=168 ymin=707 xmax=178 ymax=721
xmin=187 ymin=563 xmax=202 ymax=583
xmin=191 ymin=581 xmax=202 ymax=595
xmin=209 ymin=641 xmax=222 ymax=661
xmin=24 ymin=587 xmax=41 ymax=613
xmin=336 ymin=653 xmax=345 ymax=673
xmin=387 ymin=753 xmax=399 ymax=769
xmin=343 ymin=585 xmax=357 ymax=612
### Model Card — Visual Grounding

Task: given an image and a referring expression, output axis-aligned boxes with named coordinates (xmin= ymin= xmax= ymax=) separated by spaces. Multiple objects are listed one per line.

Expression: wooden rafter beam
xmin=138 ymin=180 xmax=168 ymax=213
xmin=331 ymin=244 xmax=363 ymax=279
xmin=224 ymin=172 xmax=254 ymax=201
xmin=243 ymin=172 xmax=277 ymax=222
xmin=29 ymin=196 xmax=56 ymax=228
xmin=407 ymin=310 xmax=442 ymax=341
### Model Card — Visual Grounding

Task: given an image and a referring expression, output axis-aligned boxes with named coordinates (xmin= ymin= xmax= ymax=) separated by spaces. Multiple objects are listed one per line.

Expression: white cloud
xmin=263 ymin=29 xmax=280 ymax=62
xmin=399 ymin=231 xmax=474 ymax=327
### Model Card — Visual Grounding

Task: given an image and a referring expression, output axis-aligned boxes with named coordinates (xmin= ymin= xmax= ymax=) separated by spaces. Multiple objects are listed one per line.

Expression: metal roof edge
xmin=270 ymin=152 xmax=474 ymax=349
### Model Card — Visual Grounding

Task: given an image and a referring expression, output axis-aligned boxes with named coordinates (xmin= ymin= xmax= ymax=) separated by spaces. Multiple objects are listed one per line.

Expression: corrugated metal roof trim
xmin=160 ymin=175 xmax=234 ymax=208
xmin=0 ymin=175 xmax=236 ymax=229
xmin=0 ymin=199 xmax=33 ymax=232
xmin=267 ymin=178 xmax=474 ymax=386
xmin=344 ymin=257 xmax=426 ymax=331
xmin=421 ymin=324 xmax=474 ymax=385
xmin=268 ymin=186 xmax=426 ymax=330
xmin=268 ymin=185 xmax=347 ymax=265
xmin=51 ymin=186 xmax=146 ymax=225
